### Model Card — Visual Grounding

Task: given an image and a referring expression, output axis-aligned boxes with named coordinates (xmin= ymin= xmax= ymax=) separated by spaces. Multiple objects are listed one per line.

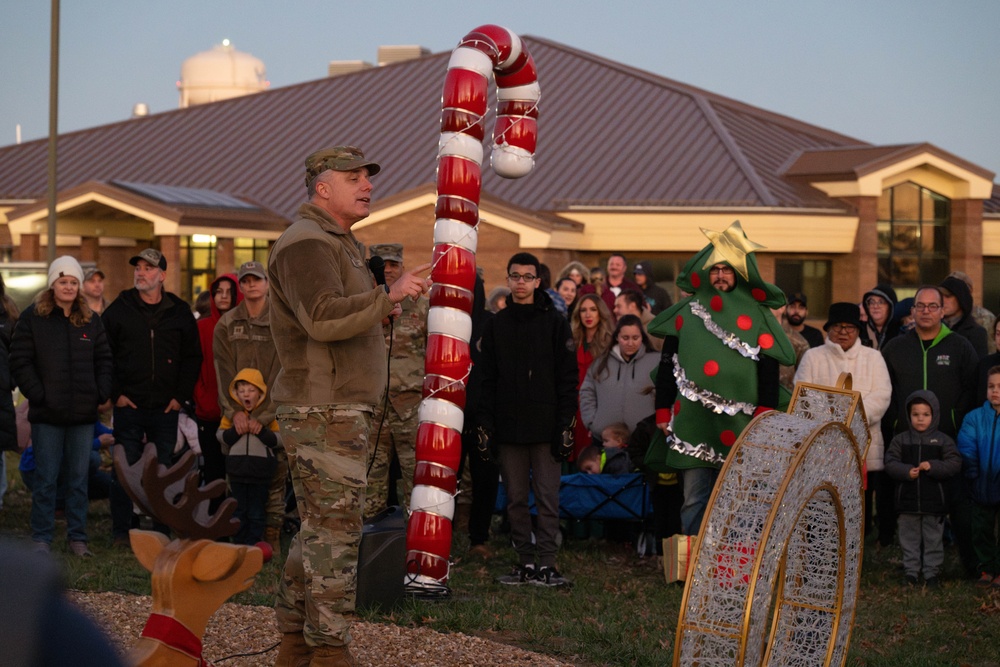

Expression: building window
xmin=234 ymin=237 xmax=271 ymax=269
xmin=180 ymin=234 xmax=217 ymax=302
xmin=877 ymin=182 xmax=950 ymax=289
xmin=984 ymin=259 xmax=1000 ymax=317
xmin=775 ymin=260 xmax=832 ymax=317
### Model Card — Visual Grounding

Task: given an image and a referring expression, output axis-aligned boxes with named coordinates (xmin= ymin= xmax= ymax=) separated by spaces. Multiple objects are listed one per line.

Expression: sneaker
xmin=496 ymin=563 xmax=536 ymax=585
xmin=924 ymin=577 xmax=940 ymax=589
xmin=976 ymin=572 xmax=993 ymax=588
xmin=904 ymin=575 xmax=918 ymax=586
xmin=112 ymin=534 xmax=132 ymax=550
xmin=69 ymin=541 xmax=93 ymax=558
xmin=32 ymin=541 xmax=50 ymax=554
xmin=532 ymin=566 xmax=572 ymax=588
xmin=992 ymin=574 xmax=1000 ymax=589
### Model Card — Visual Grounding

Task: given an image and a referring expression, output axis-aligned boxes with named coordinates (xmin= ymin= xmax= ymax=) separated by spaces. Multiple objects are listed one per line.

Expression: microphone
xmin=370 ymin=255 xmax=393 ymax=322
xmin=369 ymin=256 xmax=386 ymax=288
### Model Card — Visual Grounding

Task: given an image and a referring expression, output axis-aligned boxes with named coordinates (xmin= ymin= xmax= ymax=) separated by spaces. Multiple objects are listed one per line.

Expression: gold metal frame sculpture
xmin=674 ymin=374 xmax=867 ymax=666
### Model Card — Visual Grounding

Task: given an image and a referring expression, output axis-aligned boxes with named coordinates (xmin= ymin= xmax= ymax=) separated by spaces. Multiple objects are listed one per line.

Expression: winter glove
xmin=476 ymin=426 xmax=494 ymax=464
xmin=551 ymin=419 xmax=575 ymax=462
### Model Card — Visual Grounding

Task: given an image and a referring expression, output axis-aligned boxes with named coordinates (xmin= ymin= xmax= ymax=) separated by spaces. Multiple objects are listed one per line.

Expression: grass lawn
xmin=3 ymin=451 xmax=999 ymax=666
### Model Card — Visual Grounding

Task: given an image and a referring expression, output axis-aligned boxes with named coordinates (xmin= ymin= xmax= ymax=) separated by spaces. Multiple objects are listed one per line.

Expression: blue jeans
xmin=110 ymin=406 xmax=179 ymax=538
xmin=680 ymin=466 xmax=720 ymax=535
xmin=30 ymin=423 xmax=93 ymax=544
xmin=21 ymin=449 xmax=111 ymax=502
xmin=231 ymin=481 xmax=269 ymax=545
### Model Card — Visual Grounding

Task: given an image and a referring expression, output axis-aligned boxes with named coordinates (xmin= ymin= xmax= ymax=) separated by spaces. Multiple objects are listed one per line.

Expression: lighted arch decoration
xmin=404 ymin=24 xmax=540 ymax=593
xmin=674 ymin=374 xmax=870 ymax=666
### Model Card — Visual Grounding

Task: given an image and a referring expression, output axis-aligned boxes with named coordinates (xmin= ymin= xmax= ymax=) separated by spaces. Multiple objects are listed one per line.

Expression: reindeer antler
xmin=113 ymin=443 xmax=240 ymax=540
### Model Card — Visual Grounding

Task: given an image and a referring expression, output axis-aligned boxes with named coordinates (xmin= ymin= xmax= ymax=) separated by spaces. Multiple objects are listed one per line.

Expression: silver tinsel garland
xmin=689 ymin=300 xmax=761 ymax=360
xmin=665 ymin=424 xmax=728 ymax=466
xmin=673 ymin=355 xmax=757 ymax=416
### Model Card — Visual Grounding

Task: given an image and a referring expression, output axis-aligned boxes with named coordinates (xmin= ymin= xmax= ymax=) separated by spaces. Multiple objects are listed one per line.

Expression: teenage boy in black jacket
xmin=478 ymin=252 xmax=578 ymax=588
xmin=102 ymin=248 xmax=201 ymax=545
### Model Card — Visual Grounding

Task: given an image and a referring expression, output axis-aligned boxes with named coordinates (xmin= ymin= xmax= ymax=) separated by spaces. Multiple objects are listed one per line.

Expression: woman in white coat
xmin=794 ymin=302 xmax=893 ymax=547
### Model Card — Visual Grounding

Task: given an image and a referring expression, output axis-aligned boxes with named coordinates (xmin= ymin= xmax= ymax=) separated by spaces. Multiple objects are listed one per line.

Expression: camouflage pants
xmin=274 ymin=405 xmax=371 ymax=648
xmin=266 ymin=447 xmax=289 ymax=530
xmin=364 ymin=401 xmax=418 ymax=517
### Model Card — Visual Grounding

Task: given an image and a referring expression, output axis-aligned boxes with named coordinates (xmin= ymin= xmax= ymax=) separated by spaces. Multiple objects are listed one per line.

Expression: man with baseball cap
xmin=632 ymin=261 xmax=671 ymax=316
xmin=213 ymin=259 xmax=286 ymax=551
xmin=82 ymin=267 xmax=108 ymax=315
xmin=102 ymin=247 xmax=201 ymax=545
xmin=785 ymin=291 xmax=824 ymax=348
xmin=269 ymin=146 xmax=430 ymax=666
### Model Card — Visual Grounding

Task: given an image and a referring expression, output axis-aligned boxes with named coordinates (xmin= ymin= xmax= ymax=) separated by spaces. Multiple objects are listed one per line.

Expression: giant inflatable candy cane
xmin=405 ymin=25 xmax=540 ymax=592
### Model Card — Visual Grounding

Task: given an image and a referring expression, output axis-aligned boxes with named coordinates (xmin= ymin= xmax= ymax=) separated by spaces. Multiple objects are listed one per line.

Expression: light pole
xmin=46 ymin=0 xmax=60 ymax=264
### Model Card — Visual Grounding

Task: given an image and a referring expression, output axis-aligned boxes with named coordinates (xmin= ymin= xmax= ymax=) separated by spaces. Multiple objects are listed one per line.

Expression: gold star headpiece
xmin=700 ymin=220 xmax=765 ymax=282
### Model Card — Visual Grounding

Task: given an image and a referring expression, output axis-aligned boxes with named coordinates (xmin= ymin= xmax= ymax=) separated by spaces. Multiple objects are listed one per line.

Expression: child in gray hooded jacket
xmin=885 ymin=389 xmax=961 ymax=586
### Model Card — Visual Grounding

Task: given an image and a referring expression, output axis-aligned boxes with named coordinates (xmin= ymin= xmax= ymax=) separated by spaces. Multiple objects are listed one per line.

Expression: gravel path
xmin=70 ymin=591 xmax=574 ymax=667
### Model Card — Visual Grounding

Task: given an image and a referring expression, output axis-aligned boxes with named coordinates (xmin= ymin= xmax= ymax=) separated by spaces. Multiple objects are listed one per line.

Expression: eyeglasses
xmin=913 ymin=303 xmax=941 ymax=312
xmin=709 ymin=266 xmax=735 ymax=275
xmin=829 ymin=324 xmax=858 ymax=333
xmin=508 ymin=273 xmax=537 ymax=283
xmin=865 ymin=298 xmax=888 ymax=308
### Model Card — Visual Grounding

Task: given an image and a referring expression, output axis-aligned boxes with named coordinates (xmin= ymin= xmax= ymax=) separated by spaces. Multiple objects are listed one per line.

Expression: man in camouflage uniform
xmin=268 ymin=146 xmax=430 ymax=667
xmin=364 ymin=243 xmax=428 ymax=517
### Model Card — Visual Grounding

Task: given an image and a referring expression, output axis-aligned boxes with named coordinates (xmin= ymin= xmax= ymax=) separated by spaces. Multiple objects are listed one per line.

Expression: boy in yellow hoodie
xmin=217 ymin=368 xmax=280 ymax=545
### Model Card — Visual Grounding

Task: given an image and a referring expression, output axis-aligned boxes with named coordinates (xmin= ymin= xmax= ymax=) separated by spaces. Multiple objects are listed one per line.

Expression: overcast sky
xmin=3 ymin=0 xmax=998 ymax=177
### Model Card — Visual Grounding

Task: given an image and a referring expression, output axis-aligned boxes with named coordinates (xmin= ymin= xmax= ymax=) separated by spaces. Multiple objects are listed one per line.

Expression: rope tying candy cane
xmin=405 ymin=25 xmax=539 ymax=592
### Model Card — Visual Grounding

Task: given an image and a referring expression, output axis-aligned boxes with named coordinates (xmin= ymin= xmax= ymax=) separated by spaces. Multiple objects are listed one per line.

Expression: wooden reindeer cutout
xmin=114 ymin=443 xmax=264 ymax=666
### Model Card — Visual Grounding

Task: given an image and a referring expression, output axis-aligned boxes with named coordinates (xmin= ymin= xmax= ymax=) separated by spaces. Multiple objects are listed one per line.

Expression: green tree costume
xmin=649 ymin=221 xmax=795 ymax=470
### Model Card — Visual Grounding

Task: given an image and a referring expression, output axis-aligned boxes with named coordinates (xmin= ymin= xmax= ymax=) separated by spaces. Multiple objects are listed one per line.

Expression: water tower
xmin=178 ymin=39 xmax=269 ymax=108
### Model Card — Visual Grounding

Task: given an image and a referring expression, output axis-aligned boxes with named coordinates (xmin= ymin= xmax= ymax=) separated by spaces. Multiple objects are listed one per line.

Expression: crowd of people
xmin=478 ymin=235 xmax=1000 ymax=596
xmin=2 ymin=144 xmax=999 ymax=665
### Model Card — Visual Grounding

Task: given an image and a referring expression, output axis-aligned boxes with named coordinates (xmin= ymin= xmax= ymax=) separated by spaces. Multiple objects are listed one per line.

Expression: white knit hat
xmin=47 ymin=255 xmax=84 ymax=288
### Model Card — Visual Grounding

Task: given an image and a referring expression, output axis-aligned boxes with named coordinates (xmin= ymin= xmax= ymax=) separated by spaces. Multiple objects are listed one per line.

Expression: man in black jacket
xmin=478 ymin=252 xmax=577 ymax=587
xmin=882 ymin=284 xmax=979 ymax=575
xmin=102 ymin=248 xmax=202 ymax=544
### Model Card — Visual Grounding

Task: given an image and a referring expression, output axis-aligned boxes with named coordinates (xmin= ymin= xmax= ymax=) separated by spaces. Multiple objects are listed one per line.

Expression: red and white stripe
xmin=406 ymin=25 xmax=539 ymax=588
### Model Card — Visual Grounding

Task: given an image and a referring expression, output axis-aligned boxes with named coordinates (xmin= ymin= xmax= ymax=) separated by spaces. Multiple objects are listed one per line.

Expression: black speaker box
xmin=356 ymin=505 xmax=406 ymax=612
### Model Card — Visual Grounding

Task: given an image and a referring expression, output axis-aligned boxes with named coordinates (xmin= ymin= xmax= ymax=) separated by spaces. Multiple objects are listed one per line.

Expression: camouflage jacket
xmin=384 ymin=295 xmax=428 ymax=420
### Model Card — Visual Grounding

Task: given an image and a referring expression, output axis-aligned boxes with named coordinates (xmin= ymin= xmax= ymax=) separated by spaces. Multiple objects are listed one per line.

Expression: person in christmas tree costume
xmin=650 ymin=221 xmax=795 ymax=535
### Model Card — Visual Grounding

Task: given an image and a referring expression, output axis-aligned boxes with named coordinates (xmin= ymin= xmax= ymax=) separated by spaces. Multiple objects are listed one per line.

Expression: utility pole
xmin=46 ymin=0 xmax=60 ymax=264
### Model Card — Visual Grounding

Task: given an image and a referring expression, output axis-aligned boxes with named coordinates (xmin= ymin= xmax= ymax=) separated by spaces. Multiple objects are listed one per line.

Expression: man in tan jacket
xmin=268 ymin=146 xmax=429 ymax=667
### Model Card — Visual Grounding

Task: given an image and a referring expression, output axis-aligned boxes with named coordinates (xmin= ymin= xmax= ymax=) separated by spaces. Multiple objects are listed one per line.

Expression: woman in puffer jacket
xmin=10 ymin=256 xmax=113 ymax=556
xmin=579 ymin=314 xmax=658 ymax=445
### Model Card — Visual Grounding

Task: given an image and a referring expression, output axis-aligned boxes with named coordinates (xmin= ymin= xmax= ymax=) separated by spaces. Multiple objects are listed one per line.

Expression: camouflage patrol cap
xmin=304 ymin=146 xmax=381 ymax=186
xmin=369 ymin=243 xmax=403 ymax=263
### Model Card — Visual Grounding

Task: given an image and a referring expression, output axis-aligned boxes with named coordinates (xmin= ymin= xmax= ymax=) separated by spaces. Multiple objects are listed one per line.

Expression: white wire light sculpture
xmin=674 ymin=373 xmax=869 ymax=666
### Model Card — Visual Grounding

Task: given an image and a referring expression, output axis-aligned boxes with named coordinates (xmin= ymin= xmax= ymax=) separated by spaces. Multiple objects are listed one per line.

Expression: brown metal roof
xmin=5 ymin=180 xmax=288 ymax=232
xmin=0 ymin=36 xmax=917 ymax=219
xmin=782 ymin=143 xmax=996 ymax=182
